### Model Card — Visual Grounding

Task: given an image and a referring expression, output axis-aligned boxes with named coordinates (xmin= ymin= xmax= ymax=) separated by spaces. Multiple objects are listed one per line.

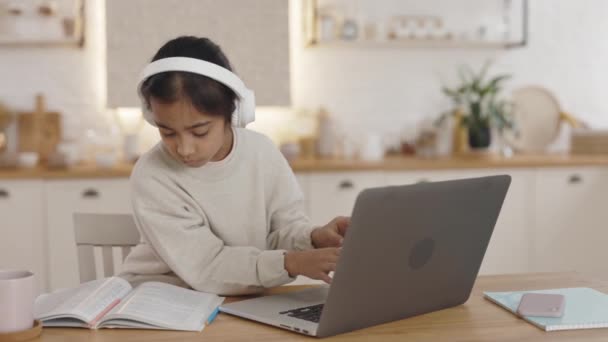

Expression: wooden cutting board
xmin=18 ymin=112 xmax=62 ymax=158
xmin=17 ymin=95 xmax=62 ymax=162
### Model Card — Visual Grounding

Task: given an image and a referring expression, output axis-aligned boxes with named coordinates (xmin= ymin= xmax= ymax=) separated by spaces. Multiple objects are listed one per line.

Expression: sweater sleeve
xmin=266 ymin=150 xmax=316 ymax=251
xmin=130 ymin=170 xmax=293 ymax=295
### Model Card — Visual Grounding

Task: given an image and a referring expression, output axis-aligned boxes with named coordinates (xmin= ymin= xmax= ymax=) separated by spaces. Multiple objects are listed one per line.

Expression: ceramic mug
xmin=0 ymin=270 xmax=35 ymax=333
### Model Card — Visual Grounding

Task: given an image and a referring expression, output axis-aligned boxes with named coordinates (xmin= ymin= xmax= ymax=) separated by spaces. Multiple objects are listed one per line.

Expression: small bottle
xmin=341 ymin=18 xmax=358 ymax=40
xmin=316 ymin=108 xmax=335 ymax=158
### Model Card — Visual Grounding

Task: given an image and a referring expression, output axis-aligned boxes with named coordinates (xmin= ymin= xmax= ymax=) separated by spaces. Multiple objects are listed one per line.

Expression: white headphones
xmin=137 ymin=57 xmax=256 ymax=128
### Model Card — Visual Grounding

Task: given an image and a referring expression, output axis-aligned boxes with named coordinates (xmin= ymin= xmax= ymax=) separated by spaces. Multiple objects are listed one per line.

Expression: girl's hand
xmin=284 ymin=248 xmax=341 ymax=284
xmin=311 ymin=216 xmax=350 ymax=248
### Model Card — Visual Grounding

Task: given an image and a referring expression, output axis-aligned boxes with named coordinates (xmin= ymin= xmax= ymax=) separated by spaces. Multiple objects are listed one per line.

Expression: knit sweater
xmin=119 ymin=127 xmax=315 ymax=295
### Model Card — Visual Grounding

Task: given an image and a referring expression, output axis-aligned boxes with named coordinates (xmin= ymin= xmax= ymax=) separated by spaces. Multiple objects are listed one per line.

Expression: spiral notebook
xmin=484 ymin=287 xmax=608 ymax=331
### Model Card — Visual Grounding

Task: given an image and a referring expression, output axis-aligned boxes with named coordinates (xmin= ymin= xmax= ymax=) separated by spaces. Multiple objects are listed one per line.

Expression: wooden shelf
xmin=306 ymin=39 xmax=523 ymax=49
xmin=303 ymin=0 xmax=528 ymax=50
xmin=0 ymin=39 xmax=83 ymax=47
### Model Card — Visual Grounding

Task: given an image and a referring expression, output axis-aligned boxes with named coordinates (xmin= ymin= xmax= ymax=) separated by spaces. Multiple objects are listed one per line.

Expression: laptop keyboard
xmin=279 ymin=304 xmax=324 ymax=323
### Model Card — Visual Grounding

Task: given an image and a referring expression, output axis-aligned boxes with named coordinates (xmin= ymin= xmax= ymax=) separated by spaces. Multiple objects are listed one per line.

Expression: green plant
xmin=440 ymin=62 xmax=515 ymax=148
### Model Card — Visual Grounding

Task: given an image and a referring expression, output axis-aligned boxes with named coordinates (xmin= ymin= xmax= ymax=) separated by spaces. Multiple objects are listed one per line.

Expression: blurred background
xmin=2 ymin=0 xmax=608 ymax=292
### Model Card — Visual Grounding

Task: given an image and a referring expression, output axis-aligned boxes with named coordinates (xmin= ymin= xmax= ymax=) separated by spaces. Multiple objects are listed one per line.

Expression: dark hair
xmin=141 ymin=36 xmax=236 ymax=123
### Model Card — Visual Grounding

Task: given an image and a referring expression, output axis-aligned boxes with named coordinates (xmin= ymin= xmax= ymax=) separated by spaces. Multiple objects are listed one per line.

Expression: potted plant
xmin=441 ymin=63 xmax=515 ymax=150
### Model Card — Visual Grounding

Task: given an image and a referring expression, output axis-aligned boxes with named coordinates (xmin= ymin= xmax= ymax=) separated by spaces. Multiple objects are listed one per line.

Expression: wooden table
xmin=36 ymin=273 xmax=608 ymax=341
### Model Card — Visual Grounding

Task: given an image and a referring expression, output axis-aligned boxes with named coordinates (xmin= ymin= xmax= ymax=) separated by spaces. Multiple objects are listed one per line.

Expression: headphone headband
xmin=137 ymin=57 xmax=255 ymax=128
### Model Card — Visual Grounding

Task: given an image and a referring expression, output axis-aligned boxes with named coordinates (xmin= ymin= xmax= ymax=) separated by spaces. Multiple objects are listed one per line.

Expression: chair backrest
xmin=73 ymin=213 xmax=140 ymax=283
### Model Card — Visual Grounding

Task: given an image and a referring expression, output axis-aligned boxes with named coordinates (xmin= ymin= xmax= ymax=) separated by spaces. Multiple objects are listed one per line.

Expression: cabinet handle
xmin=0 ymin=189 xmax=9 ymax=199
xmin=338 ymin=180 xmax=354 ymax=189
xmin=568 ymin=174 xmax=583 ymax=184
xmin=82 ymin=188 xmax=100 ymax=198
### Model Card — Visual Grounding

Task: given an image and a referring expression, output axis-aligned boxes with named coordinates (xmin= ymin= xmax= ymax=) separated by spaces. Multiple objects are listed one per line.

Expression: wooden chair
xmin=73 ymin=213 xmax=140 ymax=283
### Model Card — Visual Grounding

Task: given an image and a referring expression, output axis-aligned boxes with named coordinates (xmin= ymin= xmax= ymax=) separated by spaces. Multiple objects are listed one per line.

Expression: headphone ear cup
xmin=239 ymin=91 xmax=255 ymax=127
xmin=231 ymin=92 xmax=255 ymax=128
xmin=143 ymin=109 xmax=155 ymax=126
xmin=138 ymin=86 xmax=156 ymax=127
xmin=231 ymin=106 xmax=240 ymax=127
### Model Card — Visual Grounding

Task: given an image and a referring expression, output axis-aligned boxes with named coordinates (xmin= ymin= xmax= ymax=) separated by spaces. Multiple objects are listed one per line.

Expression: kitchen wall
xmin=0 ymin=0 xmax=107 ymax=142
xmin=1 ymin=0 xmax=607 ymax=147
xmin=290 ymin=0 xmax=608 ymax=139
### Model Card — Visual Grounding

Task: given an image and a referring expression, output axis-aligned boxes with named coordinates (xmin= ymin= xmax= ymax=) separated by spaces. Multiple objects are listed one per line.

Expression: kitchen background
xmin=1 ymin=0 xmax=608 ymax=155
xmin=2 ymin=0 xmax=608 ymax=293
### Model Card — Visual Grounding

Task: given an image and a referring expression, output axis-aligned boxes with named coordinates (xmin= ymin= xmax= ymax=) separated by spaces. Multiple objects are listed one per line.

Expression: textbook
xmin=34 ymin=277 xmax=224 ymax=331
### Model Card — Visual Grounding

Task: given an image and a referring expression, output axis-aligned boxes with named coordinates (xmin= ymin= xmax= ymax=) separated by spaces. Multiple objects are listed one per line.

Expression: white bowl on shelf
xmin=57 ymin=142 xmax=81 ymax=167
xmin=17 ymin=152 xmax=39 ymax=169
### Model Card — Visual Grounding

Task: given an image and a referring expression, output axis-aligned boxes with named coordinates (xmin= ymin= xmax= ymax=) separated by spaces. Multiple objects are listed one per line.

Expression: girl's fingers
xmin=322 ymin=248 xmax=340 ymax=263
xmin=323 ymin=262 xmax=337 ymax=272
xmin=320 ymin=273 xmax=332 ymax=284
xmin=336 ymin=216 xmax=351 ymax=235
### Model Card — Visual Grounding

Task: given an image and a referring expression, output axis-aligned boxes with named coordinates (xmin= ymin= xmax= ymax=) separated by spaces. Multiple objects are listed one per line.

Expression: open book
xmin=34 ymin=277 xmax=224 ymax=331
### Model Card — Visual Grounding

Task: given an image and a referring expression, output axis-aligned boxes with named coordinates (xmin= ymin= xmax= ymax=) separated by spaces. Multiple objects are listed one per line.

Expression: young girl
xmin=120 ymin=36 xmax=349 ymax=295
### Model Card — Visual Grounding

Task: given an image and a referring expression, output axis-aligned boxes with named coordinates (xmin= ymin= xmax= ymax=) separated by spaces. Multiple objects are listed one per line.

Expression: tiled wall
xmin=289 ymin=0 xmax=608 ymax=139
xmin=0 ymin=0 xmax=107 ymax=141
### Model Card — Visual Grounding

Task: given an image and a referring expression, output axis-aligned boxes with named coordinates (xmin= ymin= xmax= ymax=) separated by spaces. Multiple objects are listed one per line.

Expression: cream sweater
xmin=119 ymin=128 xmax=316 ymax=295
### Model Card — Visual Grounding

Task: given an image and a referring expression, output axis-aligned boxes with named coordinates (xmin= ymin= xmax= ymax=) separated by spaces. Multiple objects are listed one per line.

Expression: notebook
xmin=34 ymin=277 xmax=224 ymax=331
xmin=484 ymin=287 xmax=608 ymax=331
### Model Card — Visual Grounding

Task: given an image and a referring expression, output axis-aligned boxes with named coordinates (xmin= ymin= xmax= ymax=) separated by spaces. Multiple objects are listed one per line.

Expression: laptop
xmin=220 ymin=175 xmax=511 ymax=337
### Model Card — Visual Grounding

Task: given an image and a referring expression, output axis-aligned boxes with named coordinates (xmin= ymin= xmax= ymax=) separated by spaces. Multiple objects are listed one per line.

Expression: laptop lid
xmin=316 ymin=175 xmax=511 ymax=337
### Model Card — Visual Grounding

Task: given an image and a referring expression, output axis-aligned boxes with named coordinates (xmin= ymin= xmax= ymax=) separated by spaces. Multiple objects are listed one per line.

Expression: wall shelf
xmin=303 ymin=0 xmax=528 ymax=49
xmin=0 ymin=37 xmax=82 ymax=47
xmin=0 ymin=0 xmax=85 ymax=48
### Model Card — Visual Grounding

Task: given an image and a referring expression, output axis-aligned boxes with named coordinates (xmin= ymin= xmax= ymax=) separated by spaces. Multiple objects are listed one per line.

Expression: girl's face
xmin=150 ymin=97 xmax=233 ymax=168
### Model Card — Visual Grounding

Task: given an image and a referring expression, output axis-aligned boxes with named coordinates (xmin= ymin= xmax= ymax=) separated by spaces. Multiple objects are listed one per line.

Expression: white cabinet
xmin=45 ymin=180 xmax=131 ymax=291
xmin=0 ymin=180 xmax=46 ymax=293
xmin=308 ymin=172 xmax=385 ymax=226
xmin=533 ymin=167 xmax=608 ymax=277
xmin=478 ymin=170 xmax=534 ymax=275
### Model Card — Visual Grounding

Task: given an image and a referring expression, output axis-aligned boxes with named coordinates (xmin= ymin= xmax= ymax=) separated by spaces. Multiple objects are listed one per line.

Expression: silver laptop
xmin=220 ymin=175 xmax=511 ymax=337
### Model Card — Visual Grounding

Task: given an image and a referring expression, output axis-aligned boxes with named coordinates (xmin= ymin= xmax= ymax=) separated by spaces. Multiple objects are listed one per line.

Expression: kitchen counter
xmin=291 ymin=154 xmax=608 ymax=171
xmin=0 ymin=162 xmax=135 ymax=180
xmin=2 ymin=154 xmax=608 ymax=179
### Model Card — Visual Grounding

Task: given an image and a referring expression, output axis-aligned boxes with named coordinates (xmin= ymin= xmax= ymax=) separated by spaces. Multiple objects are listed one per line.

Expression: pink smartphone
xmin=516 ymin=293 xmax=565 ymax=317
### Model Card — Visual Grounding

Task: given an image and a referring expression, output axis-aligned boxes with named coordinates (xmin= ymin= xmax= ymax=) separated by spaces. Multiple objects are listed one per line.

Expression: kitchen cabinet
xmin=308 ymin=172 xmax=385 ymax=226
xmin=0 ymin=180 xmax=46 ymax=293
xmin=45 ymin=179 xmax=131 ymax=291
xmin=533 ymin=167 xmax=608 ymax=277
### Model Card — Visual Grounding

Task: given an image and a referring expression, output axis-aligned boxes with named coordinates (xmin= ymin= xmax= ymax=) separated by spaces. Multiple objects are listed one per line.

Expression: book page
xmin=99 ymin=282 xmax=224 ymax=331
xmin=35 ymin=277 xmax=132 ymax=325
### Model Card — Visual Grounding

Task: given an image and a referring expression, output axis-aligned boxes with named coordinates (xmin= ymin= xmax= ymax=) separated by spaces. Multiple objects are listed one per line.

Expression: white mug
xmin=0 ymin=270 xmax=35 ymax=333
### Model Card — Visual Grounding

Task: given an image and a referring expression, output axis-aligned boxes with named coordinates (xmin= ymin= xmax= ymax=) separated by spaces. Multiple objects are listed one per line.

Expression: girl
xmin=120 ymin=36 xmax=349 ymax=295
